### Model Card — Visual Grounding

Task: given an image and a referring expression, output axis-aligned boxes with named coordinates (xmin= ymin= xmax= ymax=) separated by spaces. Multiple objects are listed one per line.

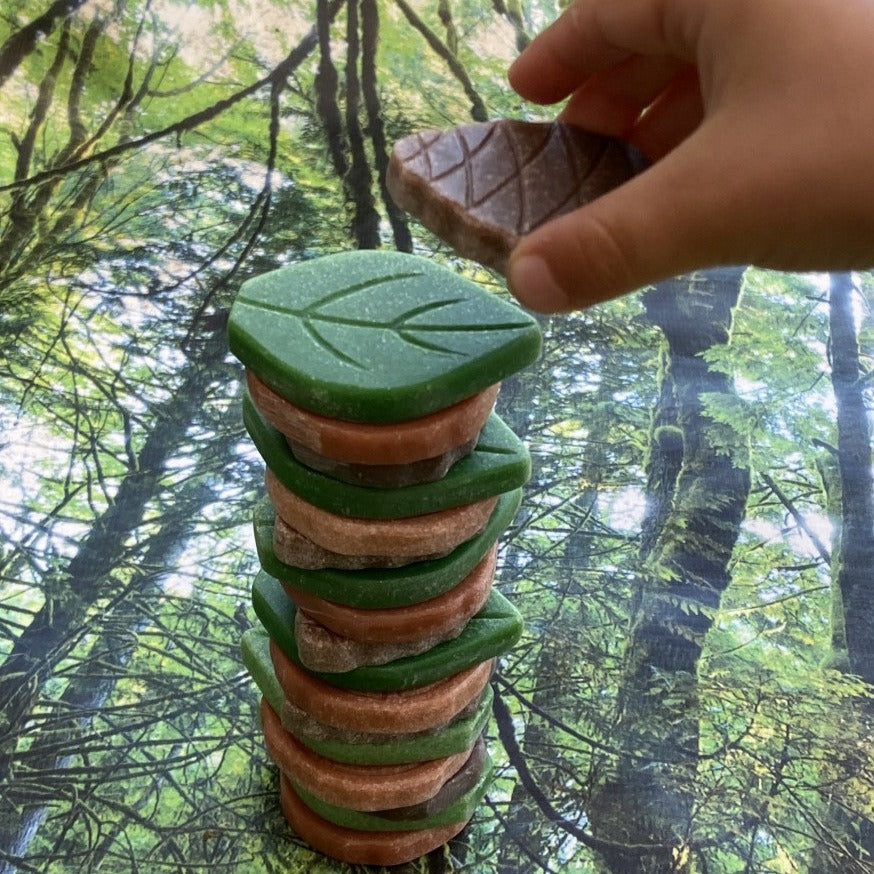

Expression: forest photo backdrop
xmin=1 ymin=1 xmax=873 ymax=872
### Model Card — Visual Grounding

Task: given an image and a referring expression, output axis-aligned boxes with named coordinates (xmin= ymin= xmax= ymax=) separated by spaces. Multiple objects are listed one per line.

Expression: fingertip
xmin=506 ymin=56 xmax=530 ymax=101
xmin=507 ymin=52 xmax=524 ymax=87
xmin=507 ymin=251 xmax=572 ymax=313
xmin=507 ymin=53 xmax=573 ymax=105
xmin=509 ymin=204 xmax=641 ymax=313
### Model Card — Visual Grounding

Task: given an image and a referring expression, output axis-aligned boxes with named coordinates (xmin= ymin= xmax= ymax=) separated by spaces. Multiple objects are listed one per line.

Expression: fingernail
xmin=508 ymin=254 xmax=571 ymax=313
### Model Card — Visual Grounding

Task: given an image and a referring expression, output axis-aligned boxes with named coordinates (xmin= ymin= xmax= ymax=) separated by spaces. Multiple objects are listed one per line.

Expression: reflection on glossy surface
xmin=1 ymin=3 xmax=873 ymax=873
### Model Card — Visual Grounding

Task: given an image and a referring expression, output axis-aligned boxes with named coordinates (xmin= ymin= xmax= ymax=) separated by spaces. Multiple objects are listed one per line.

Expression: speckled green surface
xmin=228 ymin=251 xmax=542 ymax=423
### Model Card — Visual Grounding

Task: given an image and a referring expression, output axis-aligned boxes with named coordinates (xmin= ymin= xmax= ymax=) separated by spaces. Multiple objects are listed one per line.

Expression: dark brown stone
xmin=293 ymin=607 xmax=469 ymax=673
xmin=288 ymin=436 xmax=477 ymax=487
xmin=388 ymin=120 xmax=639 ymax=273
xmin=370 ymin=735 xmax=487 ymax=822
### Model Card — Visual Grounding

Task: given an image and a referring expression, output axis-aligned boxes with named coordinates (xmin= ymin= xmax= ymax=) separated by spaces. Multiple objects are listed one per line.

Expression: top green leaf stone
xmin=227 ymin=250 xmax=542 ymax=423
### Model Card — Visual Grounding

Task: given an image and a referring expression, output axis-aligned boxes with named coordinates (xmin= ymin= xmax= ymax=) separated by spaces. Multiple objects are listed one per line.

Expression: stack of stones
xmin=228 ymin=250 xmax=541 ymax=867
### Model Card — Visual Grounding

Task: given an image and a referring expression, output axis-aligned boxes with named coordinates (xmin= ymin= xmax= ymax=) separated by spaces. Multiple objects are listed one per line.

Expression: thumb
xmin=506 ymin=131 xmax=738 ymax=311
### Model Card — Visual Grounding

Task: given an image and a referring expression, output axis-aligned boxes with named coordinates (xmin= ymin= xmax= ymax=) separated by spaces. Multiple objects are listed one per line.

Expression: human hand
xmin=506 ymin=0 xmax=874 ymax=312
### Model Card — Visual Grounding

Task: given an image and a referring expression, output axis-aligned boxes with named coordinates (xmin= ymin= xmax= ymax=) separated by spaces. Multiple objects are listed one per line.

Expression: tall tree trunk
xmin=638 ymin=341 xmax=683 ymax=566
xmin=809 ymin=272 xmax=874 ymax=873
xmin=361 ymin=0 xmax=413 ymax=252
xmin=588 ymin=269 xmax=751 ymax=874
xmin=0 ymin=23 xmax=71 ymax=283
xmin=828 ymin=272 xmax=874 ymax=682
xmin=344 ymin=0 xmax=381 ymax=248
xmin=491 ymin=0 xmax=530 ymax=52
xmin=0 ymin=0 xmax=89 ymax=89
xmin=315 ymin=0 xmax=348 ymax=181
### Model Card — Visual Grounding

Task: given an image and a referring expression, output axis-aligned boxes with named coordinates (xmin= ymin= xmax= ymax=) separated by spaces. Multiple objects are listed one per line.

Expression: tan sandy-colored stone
xmin=266 ymin=468 xmax=498 ymax=557
xmin=272 ymin=515 xmax=447 ymax=570
xmin=269 ymin=639 xmax=494 ymax=734
xmin=262 ymin=698 xmax=472 ymax=811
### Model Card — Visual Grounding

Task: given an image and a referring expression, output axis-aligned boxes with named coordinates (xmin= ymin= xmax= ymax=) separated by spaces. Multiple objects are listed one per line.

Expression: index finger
xmin=508 ymin=0 xmax=703 ymax=105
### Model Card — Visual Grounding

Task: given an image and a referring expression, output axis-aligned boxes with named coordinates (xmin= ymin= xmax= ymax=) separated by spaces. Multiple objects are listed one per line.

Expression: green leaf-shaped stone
xmin=243 ymin=391 xmax=530 ymax=518
xmin=228 ymin=250 xmax=542 ymax=423
xmin=252 ymin=570 xmax=522 ymax=692
xmin=241 ymin=627 xmax=494 ymax=765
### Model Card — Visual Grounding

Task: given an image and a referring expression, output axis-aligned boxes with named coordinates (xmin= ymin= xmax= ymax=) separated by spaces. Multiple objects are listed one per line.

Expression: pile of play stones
xmin=229 ymin=250 xmax=541 ymax=867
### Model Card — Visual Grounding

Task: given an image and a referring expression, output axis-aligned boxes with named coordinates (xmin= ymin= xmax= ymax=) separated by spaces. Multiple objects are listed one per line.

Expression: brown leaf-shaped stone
xmin=293 ymin=607 xmax=468 ymax=673
xmin=387 ymin=120 xmax=640 ymax=272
